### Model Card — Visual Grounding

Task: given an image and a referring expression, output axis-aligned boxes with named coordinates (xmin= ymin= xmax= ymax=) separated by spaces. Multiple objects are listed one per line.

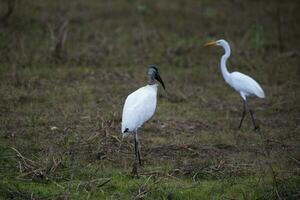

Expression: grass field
xmin=0 ymin=0 xmax=300 ymax=199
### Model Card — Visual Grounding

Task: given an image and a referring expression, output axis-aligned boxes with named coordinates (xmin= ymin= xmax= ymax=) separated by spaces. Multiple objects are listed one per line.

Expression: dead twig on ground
xmin=11 ymin=147 xmax=63 ymax=181
xmin=134 ymin=175 xmax=163 ymax=200
xmin=75 ymin=178 xmax=111 ymax=191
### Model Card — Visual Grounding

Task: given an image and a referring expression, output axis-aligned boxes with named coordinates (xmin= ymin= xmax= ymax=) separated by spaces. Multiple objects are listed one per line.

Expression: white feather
xmin=206 ymin=39 xmax=265 ymax=129
xmin=216 ymin=39 xmax=265 ymax=100
xmin=229 ymin=72 xmax=265 ymax=99
xmin=121 ymin=84 xmax=158 ymax=135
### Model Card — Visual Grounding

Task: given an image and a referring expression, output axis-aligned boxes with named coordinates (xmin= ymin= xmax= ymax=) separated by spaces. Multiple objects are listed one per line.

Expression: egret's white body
xmin=225 ymin=72 xmax=265 ymax=100
xmin=121 ymin=84 xmax=158 ymax=134
xmin=121 ymin=65 xmax=165 ymax=165
xmin=205 ymin=39 xmax=265 ymax=129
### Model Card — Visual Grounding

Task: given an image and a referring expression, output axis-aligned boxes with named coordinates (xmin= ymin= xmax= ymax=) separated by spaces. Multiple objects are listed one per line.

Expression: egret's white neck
xmin=220 ymin=42 xmax=231 ymax=83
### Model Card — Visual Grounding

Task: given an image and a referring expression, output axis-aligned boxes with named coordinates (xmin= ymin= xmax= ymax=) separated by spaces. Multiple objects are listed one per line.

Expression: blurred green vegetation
xmin=0 ymin=0 xmax=299 ymax=199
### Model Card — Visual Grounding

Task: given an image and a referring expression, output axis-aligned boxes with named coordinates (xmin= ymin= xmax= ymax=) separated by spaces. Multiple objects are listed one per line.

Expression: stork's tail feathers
xmin=123 ymin=128 xmax=129 ymax=133
xmin=121 ymin=128 xmax=130 ymax=138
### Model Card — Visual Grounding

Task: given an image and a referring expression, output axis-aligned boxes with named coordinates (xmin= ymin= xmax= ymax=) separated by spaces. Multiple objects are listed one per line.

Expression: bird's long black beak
xmin=155 ymin=74 xmax=165 ymax=90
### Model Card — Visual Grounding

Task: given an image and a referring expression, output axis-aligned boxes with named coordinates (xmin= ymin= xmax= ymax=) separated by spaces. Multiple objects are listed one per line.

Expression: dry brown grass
xmin=0 ymin=0 xmax=299 ymax=199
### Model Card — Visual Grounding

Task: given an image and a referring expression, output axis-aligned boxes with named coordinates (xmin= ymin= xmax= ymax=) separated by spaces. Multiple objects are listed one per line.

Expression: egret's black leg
xmin=238 ymin=100 xmax=247 ymax=129
xmin=134 ymin=133 xmax=138 ymax=162
xmin=137 ymin=148 xmax=142 ymax=166
xmin=249 ymin=109 xmax=259 ymax=130
xmin=134 ymin=130 xmax=142 ymax=166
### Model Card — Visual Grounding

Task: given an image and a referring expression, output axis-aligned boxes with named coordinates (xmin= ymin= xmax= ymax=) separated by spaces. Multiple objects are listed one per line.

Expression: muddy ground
xmin=0 ymin=0 xmax=299 ymax=199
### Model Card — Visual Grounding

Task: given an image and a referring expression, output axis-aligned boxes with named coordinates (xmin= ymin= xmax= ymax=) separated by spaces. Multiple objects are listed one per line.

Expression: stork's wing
xmin=121 ymin=86 xmax=157 ymax=133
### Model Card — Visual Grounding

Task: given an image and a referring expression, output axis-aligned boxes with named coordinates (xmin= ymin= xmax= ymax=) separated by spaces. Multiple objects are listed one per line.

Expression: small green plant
xmin=251 ymin=23 xmax=264 ymax=54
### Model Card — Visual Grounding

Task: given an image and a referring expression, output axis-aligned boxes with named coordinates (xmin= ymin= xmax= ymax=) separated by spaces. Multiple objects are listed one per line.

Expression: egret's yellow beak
xmin=204 ymin=41 xmax=217 ymax=47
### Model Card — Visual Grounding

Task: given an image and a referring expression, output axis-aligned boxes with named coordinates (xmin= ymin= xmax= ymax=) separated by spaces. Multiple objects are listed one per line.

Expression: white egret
xmin=205 ymin=39 xmax=265 ymax=130
xmin=121 ymin=65 xmax=165 ymax=165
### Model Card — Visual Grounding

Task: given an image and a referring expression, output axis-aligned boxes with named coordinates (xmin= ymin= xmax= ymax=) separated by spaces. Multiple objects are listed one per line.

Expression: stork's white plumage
xmin=205 ymin=39 xmax=265 ymax=130
xmin=121 ymin=85 xmax=158 ymax=134
xmin=121 ymin=65 xmax=165 ymax=165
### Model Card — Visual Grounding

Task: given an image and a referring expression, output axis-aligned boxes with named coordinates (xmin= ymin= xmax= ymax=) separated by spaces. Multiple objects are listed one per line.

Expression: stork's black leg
xmin=249 ymin=109 xmax=259 ymax=130
xmin=238 ymin=100 xmax=247 ymax=129
xmin=134 ymin=130 xmax=142 ymax=166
